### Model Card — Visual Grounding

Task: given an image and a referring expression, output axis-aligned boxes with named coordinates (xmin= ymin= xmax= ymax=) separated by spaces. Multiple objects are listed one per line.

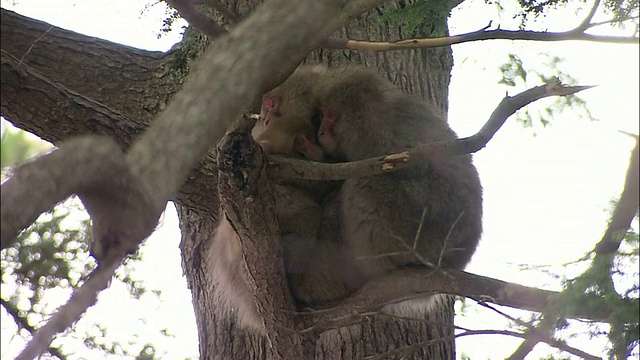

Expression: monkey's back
xmin=322 ymin=66 xmax=483 ymax=279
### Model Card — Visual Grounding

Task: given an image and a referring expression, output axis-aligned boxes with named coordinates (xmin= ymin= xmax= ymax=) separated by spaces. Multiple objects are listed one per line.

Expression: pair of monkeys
xmin=210 ymin=65 xmax=483 ymax=332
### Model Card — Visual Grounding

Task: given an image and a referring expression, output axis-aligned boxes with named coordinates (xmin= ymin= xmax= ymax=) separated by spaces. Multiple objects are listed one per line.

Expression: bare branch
xmin=267 ymin=83 xmax=593 ymax=181
xmin=0 ymin=298 xmax=66 ymax=360
xmin=320 ymin=26 xmax=638 ymax=52
xmin=578 ymin=0 xmax=602 ymax=30
xmin=15 ymin=255 xmax=121 ymax=360
xmin=587 ymin=16 xmax=640 ymax=29
xmin=302 ymin=267 xmax=630 ymax=335
xmin=365 ymin=326 xmax=601 ymax=360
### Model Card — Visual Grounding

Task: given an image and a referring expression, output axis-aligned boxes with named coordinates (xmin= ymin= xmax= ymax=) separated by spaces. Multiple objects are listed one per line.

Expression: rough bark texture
xmin=1 ymin=1 xmax=457 ymax=358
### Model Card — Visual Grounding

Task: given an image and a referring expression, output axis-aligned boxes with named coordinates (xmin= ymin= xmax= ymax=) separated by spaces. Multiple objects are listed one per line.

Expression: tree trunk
xmin=1 ymin=1 xmax=457 ymax=358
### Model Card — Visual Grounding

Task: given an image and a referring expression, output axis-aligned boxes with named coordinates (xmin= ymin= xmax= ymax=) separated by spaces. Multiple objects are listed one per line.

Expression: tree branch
xmin=595 ymin=139 xmax=639 ymax=256
xmin=301 ymin=267 xmax=631 ymax=335
xmin=166 ymin=0 xmax=228 ymax=38
xmin=320 ymin=25 xmax=639 ymax=52
xmin=366 ymin=327 xmax=600 ymax=360
xmin=216 ymin=117 xmax=305 ymax=358
xmin=16 ymin=254 xmax=121 ymax=360
xmin=0 ymin=50 xmax=146 ymax=147
xmin=0 ymin=298 xmax=66 ymax=360
xmin=267 ymin=82 xmax=593 ymax=181
xmin=1 ymin=8 xmax=170 ymax=124
xmin=578 ymin=0 xmax=601 ymax=30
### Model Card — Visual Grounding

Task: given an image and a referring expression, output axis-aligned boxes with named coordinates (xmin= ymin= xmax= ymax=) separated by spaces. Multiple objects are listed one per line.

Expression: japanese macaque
xmin=209 ymin=66 xmax=351 ymax=332
xmin=210 ymin=64 xmax=483 ymax=332
xmin=315 ymin=67 xmax=483 ymax=313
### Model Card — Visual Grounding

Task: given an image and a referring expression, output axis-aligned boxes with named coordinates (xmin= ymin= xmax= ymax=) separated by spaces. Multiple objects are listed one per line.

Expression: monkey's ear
xmin=263 ymin=95 xmax=281 ymax=112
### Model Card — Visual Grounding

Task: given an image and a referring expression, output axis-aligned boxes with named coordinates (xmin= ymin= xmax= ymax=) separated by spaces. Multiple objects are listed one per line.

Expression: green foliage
xmin=498 ymin=52 xmax=596 ymax=128
xmin=499 ymin=53 xmax=527 ymax=86
xmin=168 ymin=26 xmax=208 ymax=78
xmin=381 ymin=0 xmax=457 ymax=37
xmin=1 ymin=203 xmax=93 ymax=309
xmin=603 ymin=0 xmax=640 ymax=31
xmin=1 ymin=121 xmax=52 ymax=169
xmin=556 ymin=215 xmax=640 ymax=358
xmin=136 ymin=344 xmax=159 ymax=360
xmin=502 ymin=0 xmax=639 ymax=31
xmin=538 ymin=355 xmax=572 ymax=360
xmin=141 ymin=1 xmax=184 ymax=38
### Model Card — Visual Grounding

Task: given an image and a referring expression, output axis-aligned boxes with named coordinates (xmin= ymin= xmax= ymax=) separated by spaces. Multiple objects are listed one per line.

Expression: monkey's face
xmin=254 ymin=95 xmax=317 ymax=159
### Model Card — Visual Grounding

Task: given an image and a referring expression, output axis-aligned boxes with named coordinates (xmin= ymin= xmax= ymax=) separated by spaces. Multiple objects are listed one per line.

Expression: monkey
xmin=209 ymin=66 xmax=352 ymax=332
xmin=314 ymin=66 xmax=483 ymax=313
xmin=252 ymin=65 xmax=327 ymax=162
xmin=212 ymin=64 xmax=483 ymax=332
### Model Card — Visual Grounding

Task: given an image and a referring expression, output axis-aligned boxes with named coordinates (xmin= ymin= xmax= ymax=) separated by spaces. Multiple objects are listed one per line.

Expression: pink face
xmin=253 ymin=94 xmax=324 ymax=161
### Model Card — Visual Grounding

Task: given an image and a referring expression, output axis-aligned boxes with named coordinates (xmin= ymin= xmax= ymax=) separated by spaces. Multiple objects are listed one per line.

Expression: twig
xmin=319 ymin=22 xmax=638 ymax=52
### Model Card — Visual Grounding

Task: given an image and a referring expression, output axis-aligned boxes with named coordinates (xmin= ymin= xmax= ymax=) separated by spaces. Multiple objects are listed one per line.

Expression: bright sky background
xmin=1 ymin=0 xmax=638 ymax=359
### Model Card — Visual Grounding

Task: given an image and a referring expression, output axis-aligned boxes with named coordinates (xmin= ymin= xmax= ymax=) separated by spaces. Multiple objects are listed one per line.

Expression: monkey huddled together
xmin=210 ymin=65 xmax=483 ymax=332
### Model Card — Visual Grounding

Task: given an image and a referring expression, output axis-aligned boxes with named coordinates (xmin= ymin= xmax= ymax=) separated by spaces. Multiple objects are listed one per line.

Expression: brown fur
xmin=315 ymin=66 xmax=483 ymax=313
xmin=210 ymin=66 xmax=350 ymax=332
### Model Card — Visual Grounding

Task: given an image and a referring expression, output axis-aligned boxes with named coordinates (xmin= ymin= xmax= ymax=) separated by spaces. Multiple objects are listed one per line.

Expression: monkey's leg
xmin=283 ymin=233 xmax=357 ymax=305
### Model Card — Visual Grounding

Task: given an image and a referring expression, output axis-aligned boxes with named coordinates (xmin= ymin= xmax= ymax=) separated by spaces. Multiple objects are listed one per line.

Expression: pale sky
xmin=1 ymin=0 xmax=638 ymax=359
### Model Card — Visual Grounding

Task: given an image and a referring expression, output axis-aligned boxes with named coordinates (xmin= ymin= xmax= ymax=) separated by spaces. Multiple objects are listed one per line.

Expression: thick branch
xmin=166 ymin=0 xmax=228 ymax=38
xmin=267 ymin=82 xmax=593 ymax=181
xmin=0 ymin=8 xmax=171 ymax=123
xmin=216 ymin=120 xmax=304 ymax=358
xmin=0 ymin=136 xmax=154 ymax=249
xmin=124 ymin=0 xmax=348 ymax=220
xmin=303 ymin=267 xmax=633 ymax=335
xmin=0 ymin=50 xmax=145 ymax=147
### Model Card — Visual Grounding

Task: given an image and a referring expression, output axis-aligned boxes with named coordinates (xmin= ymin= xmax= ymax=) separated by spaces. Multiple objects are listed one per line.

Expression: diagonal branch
xmin=595 ymin=139 xmax=639 ymax=256
xmin=4 ymin=0 xmax=381 ymax=358
xmin=0 ymin=298 xmax=66 ymax=360
xmin=578 ymin=0 xmax=602 ymax=30
xmin=267 ymin=82 xmax=593 ymax=181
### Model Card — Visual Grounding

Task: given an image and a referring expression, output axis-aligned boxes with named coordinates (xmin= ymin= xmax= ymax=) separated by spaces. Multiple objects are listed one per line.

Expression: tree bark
xmin=1 ymin=2 xmax=458 ymax=358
